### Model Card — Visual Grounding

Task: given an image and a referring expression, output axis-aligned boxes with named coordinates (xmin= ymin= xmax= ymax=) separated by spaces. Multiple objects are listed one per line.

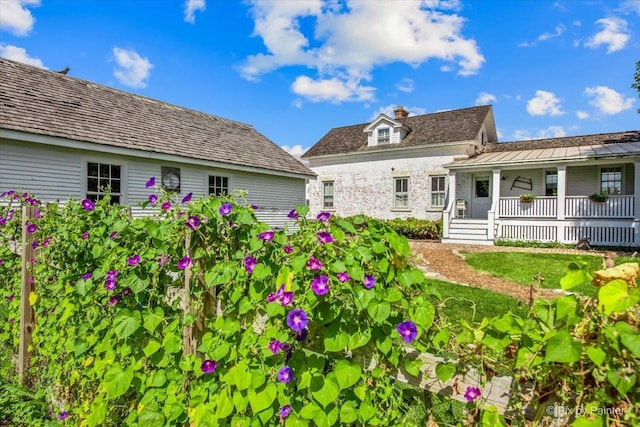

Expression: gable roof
xmin=447 ymin=130 xmax=640 ymax=168
xmin=0 ymin=58 xmax=313 ymax=177
xmin=302 ymin=105 xmax=493 ymax=158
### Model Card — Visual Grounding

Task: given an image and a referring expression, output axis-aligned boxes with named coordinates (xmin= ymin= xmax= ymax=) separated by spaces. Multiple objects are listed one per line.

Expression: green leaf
xmin=560 ymin=262 xmax=592 ymax=290
xmin=411 ymin=301 xmax=435 ymax=330
xmin=357 ymin=402 xmax=376 ymax=422
xmin=336 ymin=219 xmax=356 ymax=234
xmin=435 ymin=362 xmax=456 ymax=382
xmin=616 ymin=322 xmax=640 ymax=357
xmin=544 ymin=330 xmax=582 ymax=363
xmin=481 ymin=406 xmax=507 ymax=427
xmin=162 ymin=332 xmax=182 ymax=354
xmin=348 ymin=329 xmax=370 ymax=350
xmin=127 ymin=274 xmax=150 ymax=293
xmin=139 ymin=404 xmax=165 ymax=427
xmin=113 ymin=309 xmax=141 ymax=340
xmin=233 ymin=391 xmax=249 ymax=412
xmin=376 ymin=335 xmax=392 ymax=355
xmin=86 ymin=396 xmax=107 ymax=427
xmin=92 ymin=244 xmax=103 ymax=259
xmin=324 ymin=330 xmax=349 ymax=352
xmin=311 ymin=377 xmax=340 ymax=408
xmin=585 ymin=346 xmax=606 ymax=366
xmin=103 ymin=363 xmax=133 ymax=399
xmin=216 ymin=390 xmax=234 ymax=419
xmin=571 ymin=414 xmax=605 ymax=427
xmin=143 ymin=306 xmax=165 ymax=332
xmin=367 ymin=301 xmax=391 ymax=324
xmin=248 ymin=383 xmax=277 ymax=413
xmin=252 ymin=263 xmax=271 ymax=281
xmin=334 ymin=360 xmax=362 ymax=390
xmin=598 ymin=280 xmax=640 ymax=315
xmin=339 ymin=401 xmax=358 ymax=423
xmin=606 ymin=370 xmax=636 ymax=396
xmin=404 ymin=358 xmax=422 ymax=377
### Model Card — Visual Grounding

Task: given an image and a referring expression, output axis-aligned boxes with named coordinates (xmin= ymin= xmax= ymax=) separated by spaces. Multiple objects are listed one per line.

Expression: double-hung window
xmin=545 ymin=171 xmax=558 ymax=196
xmin=208 ymin=175 xmax=229 ymax=196
xmin=87 ymin=162 xmax=121 ymax=204
xmin=322 ymin=181 xmax=334 ymax=209
xmin=394 ymin=177 xmax=409 ymax=208
xmin=430 ymin=176 xmax=446 ymax=208
xmin=377 ymin=128 xmax=390 ymax=144
xmin=600 ymin=167 xmax=622 ymax=195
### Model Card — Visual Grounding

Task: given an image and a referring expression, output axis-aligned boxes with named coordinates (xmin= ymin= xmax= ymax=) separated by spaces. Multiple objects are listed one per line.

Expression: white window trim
xmin=599 ymin=165 xmax=624 ymax=195
xmin=208 ymin=174 xmax=232 ymax=196
xmin=429 ymin=175 xmax=447 ymax=210
xmin=82 ymin=159 xmax=127 ymax=204
xmin=322 ymin=181 xmax=335 ymax=210
xmin=392 ymin=176 xmax=410 ymax=210
xmin=377 ymin=127 xmax=390 ymax=145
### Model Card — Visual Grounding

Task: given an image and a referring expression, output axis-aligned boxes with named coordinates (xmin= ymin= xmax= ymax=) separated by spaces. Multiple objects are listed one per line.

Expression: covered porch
xmin=441 ymin=133 xmax=640 ymax=247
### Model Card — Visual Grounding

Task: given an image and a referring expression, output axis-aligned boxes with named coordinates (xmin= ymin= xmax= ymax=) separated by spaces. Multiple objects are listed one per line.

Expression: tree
xmin=632 ymin=60 xmax=640 ymax=113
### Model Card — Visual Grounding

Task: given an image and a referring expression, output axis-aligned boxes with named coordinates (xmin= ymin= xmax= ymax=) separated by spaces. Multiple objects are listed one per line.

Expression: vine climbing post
xmin=18 ymin=205 xmax=36 ymax=384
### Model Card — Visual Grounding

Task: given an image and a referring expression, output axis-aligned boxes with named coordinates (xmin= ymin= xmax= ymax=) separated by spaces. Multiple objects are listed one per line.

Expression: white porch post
xmin=635 ymin=162 xmax=640 ymax=221
xmin=443 ymin=172 xmax=456 ymax=239
xmin=488 ymin=169 xmax=501 ymax=241
xmin=556 ymin=165 xmax=566 ymax=220
xmin=449 ymin=172 xmax=457 ymax=216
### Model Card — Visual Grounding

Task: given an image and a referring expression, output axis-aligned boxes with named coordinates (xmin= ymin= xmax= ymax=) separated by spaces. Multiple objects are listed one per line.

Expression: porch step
xmin=443 ymin=219 xmax=493 ymax=245
xmin=441 ymin=237 xmax=494 ymax=246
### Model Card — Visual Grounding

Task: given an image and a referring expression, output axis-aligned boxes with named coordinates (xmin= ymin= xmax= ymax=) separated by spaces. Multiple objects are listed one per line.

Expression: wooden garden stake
xmin=18 ymin=205 xmax=36 ymax=384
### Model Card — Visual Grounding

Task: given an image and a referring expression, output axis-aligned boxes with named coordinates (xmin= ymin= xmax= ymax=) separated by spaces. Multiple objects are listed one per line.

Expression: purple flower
xmin=127 ymin=254 xmax=140 ymax=266
xmin=161 ymin=201 xmax=171 ymax=210
xmin=201 ymin=359 xmax=217 ymax=374
xmin=185 ymin=215 xmax=201 ymax=230
xmin=219 ymin=203 xmax=233 ymax=216
xmin=81 ymin=272 xmax=92 ymax=280
xmin=26 ymin=222 xmax=37 ymax=233
xmin=316 ymin=211 xmax=331 ymax=222
xmin=244 ymin=256 xmax=257 ymax=274
xmin=307 ymin=257 xmax=323 ymax=271
xmin=280 ymin=290 xmax=294 ymax=306
xmin=81 ymin=231 xmax=89 ymax=239
xmin=311 ymin=276 xmax=330 ymax=296
xmin=364 ymin=275 xmax=376 ymax=290
xmin=258 ymin=230 xmax=274 ymax=242
xmin=157 ymin=255 xmax=169 ymax=266
xmin=182 ymin=192 xmax=193 ymax=203
xmin=279 ymin=405 xmax=292 ymax=418
xmin=464 ymin=386 xmax=482 ymax=402
xmin=287 ymin=209 xmax=298 ymax=220
xmin=148 ymin=194 xmax=158 ymax=204
xmin=7 ymin=294 xmax=14 ymax=302
xmin=106 ymin=270 xmax=119 ymax=280
xmin=177 ymin=256 xmax=191 ymax=270
xmin=295 ymin=328 xmax=308 ymax=342
xmin=284 ymin=244 xmax=293 ymax=254
xmin=34 ymin=209 xmax=42 ymax=219
xmin=397 ymin=321 xmax=418 ymax=343
xmin=105 ymin=279 xmax=117 ymax=291
xmin=146 ymin=177 xmax=156 ymax=188
xmin=277 ymin=366 xmax=293 ymax=383
xmin=286 ymin=308 xmax=308 ymax=332
xmin=0 ymin=217 xmax=5 ymax=226
xmin=317 ymin=231 xmax=334 ymax=244
xmin=337 ymin=272 xmax=351 ymax=283
xmin=81 ymin=199 xmax=95 ymax=211
xmin=31 ymin=240 xmax=38 ymax=250
xmin=269 ymin=340 xmax=287 ymax=355
xmin=122 ymin=287 xmax=132 ymax=296
xmin=251 ymin=204 xmax=259 ymax=210
xmin=59 ymin=411 xmax=69 ymax=421
xmin=42 ymin=237 xmax=51 ymax=247
xmin=109 ymin=231 xmax=119 ymax=239
xmin=28 ymin=277 xmax=34 ymax=285
xmin=108 ymin=296 xmax=119 ymax=306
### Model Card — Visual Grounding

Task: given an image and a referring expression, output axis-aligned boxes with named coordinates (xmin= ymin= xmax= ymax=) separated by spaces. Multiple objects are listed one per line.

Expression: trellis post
xmin=18 ymin=205 xmax=36 ymax=384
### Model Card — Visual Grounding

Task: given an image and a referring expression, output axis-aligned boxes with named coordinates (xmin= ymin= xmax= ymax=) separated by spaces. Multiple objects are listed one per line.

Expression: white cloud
xmin=241 ymin=0 xmax=484 ymax=103
xmin=526 ymin=90 xmax=564 ymax=116
xmin=576 ymin=110 xmax=590 ymax=119
xmin=292 ymin=98 xmax=303 ymax=109
xmin=112 ymin=47 xmax=154 ymax=88
xmin=513 ymin=126 xmax=567 ymax=141
xmin=369 ymin=104 xmax=428 ymax=121
xmin=291 ymin=75 xmax=375 ymax=103
xmin=184 ymin=0 xmax=206 ymax=23
xmin=280 ymin=144 xmax=308 ymax=158
xmin=538 ymin=24 xmax=566 ymax=41
xmin=0 ymin=44 xmax=46 ymax=68
xmin=618 ymin=0 xmax=640 ymax=15
xmin=584 ymin=86 xmax=635 ymax=114
xmin=475 ymin=92 xmax=496 ymax=106
xmin=396 ymin=78 xmax=414 ymax=93
xmin=0 ymin=0 xmax=39 ymax=36
xmin=584 ymin=17 xmax=630 ymax=53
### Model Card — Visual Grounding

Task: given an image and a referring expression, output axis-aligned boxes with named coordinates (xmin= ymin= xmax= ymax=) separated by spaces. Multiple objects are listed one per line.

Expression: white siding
xmin=1 ymin=139 xmax=306 ymax=227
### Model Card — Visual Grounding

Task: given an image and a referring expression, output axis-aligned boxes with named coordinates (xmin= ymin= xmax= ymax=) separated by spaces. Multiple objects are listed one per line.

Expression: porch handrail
xmin=565 ymin=195 xmax=634 ymax=218
xmin=442 ymin=193 xmax=455 ymax=239
xmin=498 ymin=196 xmax=557 ymax=218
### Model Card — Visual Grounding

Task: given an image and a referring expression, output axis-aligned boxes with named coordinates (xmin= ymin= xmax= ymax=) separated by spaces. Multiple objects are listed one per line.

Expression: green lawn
xmin=426 ymin=278 xmax=529 ymax=324
xmin=461 ymin=252 xmax=604 ymax=297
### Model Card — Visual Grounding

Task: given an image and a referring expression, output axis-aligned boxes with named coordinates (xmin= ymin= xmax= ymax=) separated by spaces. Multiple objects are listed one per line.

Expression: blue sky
xmin=1 ymin=0 xmax=638 ymax=157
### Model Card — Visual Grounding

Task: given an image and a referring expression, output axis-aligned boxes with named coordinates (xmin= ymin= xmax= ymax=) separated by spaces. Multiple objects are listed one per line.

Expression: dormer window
xmin=377 ymin=128 xmax=390 ymax=144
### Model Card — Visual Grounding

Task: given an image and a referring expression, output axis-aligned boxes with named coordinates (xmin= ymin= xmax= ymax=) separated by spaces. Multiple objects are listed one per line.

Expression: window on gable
xmin=322 ymin=181 xmax=334 ymax=209
xmin=377 ymin=128 xmax=390 ymax=144
xmin=601 ymin=167 xmax=622 ymax=195
xmin=394 ymin=177 xmax=409 ymax=208
xmin=87 ymin=162 xmax=121 ymax=204
xmin=430 ymin=176 xmax=446 ymax=208
xmin=208 ymin=175 xmax=229 ymax=196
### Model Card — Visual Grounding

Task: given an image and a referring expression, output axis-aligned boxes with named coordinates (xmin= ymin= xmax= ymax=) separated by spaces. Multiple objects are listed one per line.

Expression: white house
xmin=0 ymin=58 xmax=315 ymax=227
xmin=302 ymin=105 xmax=498 ymax=220
xmin=303 ymin=104 xmax=640 ymax=247
xmin=443 ymin=131 xmax=640 ymax=247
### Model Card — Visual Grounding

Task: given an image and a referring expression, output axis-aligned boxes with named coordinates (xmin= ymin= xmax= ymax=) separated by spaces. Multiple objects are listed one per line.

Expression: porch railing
xmin=565 ymin=195 xmax=634 ymax=218
xmin=498 ymin=195 xmax=635 ymax=218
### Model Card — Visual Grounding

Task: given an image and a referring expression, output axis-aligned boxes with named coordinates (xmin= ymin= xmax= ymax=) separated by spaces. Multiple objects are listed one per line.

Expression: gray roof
xmin=448 ymin=130 xmax=640 ymax=168
xmin=302 ymin=105 xmax=493 ymax=158
xmin=0 ymin=58 xmax=314 ymax=177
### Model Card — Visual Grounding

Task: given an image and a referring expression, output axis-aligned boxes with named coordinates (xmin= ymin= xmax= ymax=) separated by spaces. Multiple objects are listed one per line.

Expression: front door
xmin=471 ymin=175 xmax=491 ymax=218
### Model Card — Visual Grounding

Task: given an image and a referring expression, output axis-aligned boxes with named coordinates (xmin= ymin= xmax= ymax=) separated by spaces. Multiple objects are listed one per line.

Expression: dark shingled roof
xmin=302 ymin=105 xmax=492 ymax=158
xmin=485 ymin=130 xmax=640 ymax=152
xmin=0 ymin=58 xmax=314 ymax=177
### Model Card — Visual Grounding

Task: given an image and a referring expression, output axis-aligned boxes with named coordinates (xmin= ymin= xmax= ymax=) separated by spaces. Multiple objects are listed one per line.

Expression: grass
xmin=426 ymin=278 xmax=529 ymax=324
xmin=461 ymin=252 xmax=604 ymax=297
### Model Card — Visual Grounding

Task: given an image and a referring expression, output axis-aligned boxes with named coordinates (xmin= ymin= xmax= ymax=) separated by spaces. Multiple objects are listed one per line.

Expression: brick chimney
xmin=394 ymin=106 xmax=409 ymax=119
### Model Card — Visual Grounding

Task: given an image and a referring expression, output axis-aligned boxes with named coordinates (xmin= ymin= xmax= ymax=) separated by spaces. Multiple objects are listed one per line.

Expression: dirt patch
xmin=408 ymin=241 xmax=607 ymax=303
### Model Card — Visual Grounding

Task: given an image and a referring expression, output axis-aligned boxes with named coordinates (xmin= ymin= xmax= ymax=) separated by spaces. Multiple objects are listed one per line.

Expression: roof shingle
xmin=0 ymin=58 xmax=314 ymax=177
